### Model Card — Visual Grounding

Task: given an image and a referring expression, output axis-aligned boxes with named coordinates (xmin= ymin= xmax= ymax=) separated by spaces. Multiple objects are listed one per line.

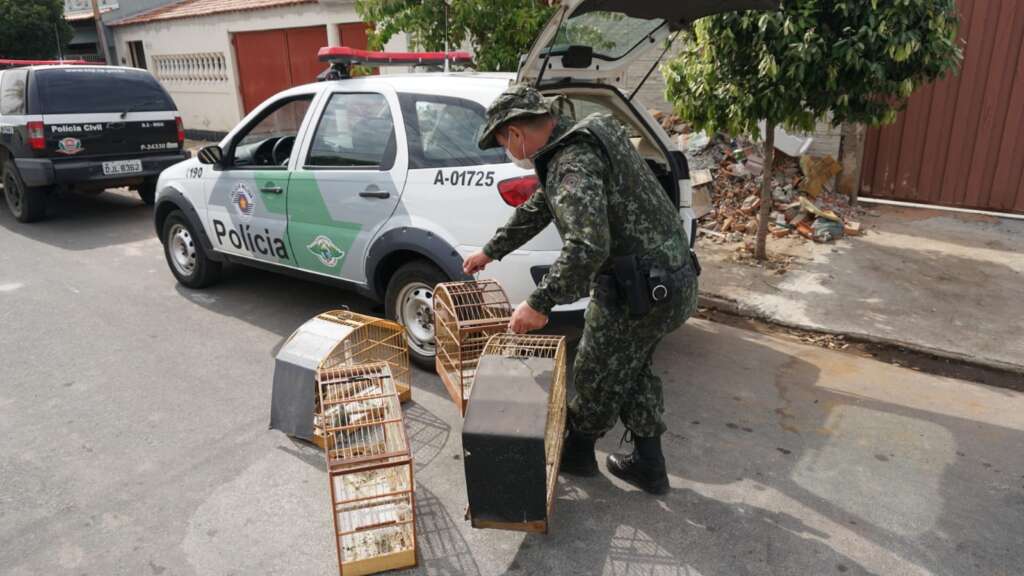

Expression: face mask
xmin=505 ymin=130 xmax=535 ymax=170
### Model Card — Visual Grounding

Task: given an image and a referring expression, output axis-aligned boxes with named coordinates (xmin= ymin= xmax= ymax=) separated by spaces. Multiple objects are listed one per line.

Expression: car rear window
xmin=34 ymin=68 xmax=175 ymax=115
xmin=399 ymin=93 xmax=505 ymax=169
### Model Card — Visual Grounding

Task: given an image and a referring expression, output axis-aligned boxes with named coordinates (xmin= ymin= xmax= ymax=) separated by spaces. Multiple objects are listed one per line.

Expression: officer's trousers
xmin=568 ymin=275 xmax=698 ymax=438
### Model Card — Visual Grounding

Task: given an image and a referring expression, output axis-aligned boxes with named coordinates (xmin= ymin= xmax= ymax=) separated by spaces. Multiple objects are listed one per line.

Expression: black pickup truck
xmin=0 ymin=65 xmax=187 ymax=222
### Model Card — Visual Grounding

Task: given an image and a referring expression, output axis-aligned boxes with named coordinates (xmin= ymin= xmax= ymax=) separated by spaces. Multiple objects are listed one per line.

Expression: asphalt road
xmin=2 ymin=189 xmax=1023 ymax=576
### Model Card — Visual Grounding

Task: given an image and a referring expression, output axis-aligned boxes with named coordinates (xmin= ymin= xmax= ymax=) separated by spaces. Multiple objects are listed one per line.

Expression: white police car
xmin=154 ymin=0 xmax=776 ymax=367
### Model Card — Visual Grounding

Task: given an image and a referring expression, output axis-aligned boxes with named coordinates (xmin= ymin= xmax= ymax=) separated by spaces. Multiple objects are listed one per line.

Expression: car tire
xmin=3 ymin=159 xmax=48 ymax=223
xmin=385 ymin=260 xmax=447 ymax=370
xmin=138 ymin=178 xmax=157 ymax=206
xmin=162 ymin=210 xmax=222 ymax=288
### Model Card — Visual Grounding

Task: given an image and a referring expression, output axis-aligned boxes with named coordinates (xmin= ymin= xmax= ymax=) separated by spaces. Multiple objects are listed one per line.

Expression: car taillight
xmin=497 ymin=176 xmax=540 ymax=207
xmin=27 ymin=121 xmax=45 ymax=151
xmin=175 ymin=116 xmax=185 ymax=146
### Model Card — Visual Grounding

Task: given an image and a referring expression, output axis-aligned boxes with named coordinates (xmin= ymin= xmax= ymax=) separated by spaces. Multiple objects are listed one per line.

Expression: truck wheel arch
xmin=154 ymin=190 xmax=224 ymax=262
xmin=366 ymin=227 xmax=470 ymax=298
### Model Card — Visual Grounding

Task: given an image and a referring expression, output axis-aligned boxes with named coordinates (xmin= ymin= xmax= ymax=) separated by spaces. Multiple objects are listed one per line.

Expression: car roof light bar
xmin=317 ymin=47 xmax=474 ymax=81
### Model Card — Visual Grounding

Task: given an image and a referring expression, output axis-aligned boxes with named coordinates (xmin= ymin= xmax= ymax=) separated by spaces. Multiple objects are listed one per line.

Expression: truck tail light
xmin=497 ymin=176 xmax=540 ymax=207
xmin=27 ymin=121 xmax=45 ymax=151
xmin=175 ymin=116 xmax=185 ymax=146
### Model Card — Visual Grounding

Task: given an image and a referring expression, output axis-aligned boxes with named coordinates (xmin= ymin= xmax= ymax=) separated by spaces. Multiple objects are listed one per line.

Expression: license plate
xmin=102 ymin=159 xmax=143 ymax=176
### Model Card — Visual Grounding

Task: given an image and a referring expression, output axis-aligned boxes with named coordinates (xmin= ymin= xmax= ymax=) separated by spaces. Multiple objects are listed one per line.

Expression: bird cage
xmin=317 ymin=362 xmax=418 ymax=576
xmin=462 ymin=334 xmax=568 ymax=534
xmin=318 ymin=310 xmax=412 ymax=402
xmin=271 ymin=310 xmax=412 ymax=450
xmin=433 ymin=280 xmax=512 ymax=415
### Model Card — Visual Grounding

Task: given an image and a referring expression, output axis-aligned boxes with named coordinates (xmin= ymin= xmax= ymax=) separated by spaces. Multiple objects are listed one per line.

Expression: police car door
xmin=286 ymin=89 xmax=404 ymax=282
xmin=205 ymin=94 xmax=315 ymax=265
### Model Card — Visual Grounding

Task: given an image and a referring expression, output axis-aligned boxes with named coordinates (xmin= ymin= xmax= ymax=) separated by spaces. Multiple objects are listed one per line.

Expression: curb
xmin=698 ymin=293 xmax=1024 ymax=377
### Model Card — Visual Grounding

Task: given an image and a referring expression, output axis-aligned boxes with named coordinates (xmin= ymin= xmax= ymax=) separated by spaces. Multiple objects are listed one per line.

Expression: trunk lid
xmin=518 ymin=0 xmax=780 ymax=86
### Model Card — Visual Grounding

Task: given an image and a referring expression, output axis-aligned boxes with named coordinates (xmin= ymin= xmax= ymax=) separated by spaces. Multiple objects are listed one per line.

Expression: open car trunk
xmin=518 ymin=0 xmax=779 ymax=86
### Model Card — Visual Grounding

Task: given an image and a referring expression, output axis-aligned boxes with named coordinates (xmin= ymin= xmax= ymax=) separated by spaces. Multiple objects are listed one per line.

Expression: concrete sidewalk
xmin=698 ymin=204 xmax=1024 ymax=374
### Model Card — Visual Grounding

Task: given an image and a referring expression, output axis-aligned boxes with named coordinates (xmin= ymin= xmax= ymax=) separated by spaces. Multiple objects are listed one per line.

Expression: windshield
xmin=35 ymin=68 xmax=175 ymax=115
xmin=551 ymin=10 xmax=664 ymax=60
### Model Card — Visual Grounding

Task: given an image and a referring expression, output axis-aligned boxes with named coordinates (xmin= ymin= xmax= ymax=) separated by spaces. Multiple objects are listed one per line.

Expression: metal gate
xmin=860 ymin=0 xmax=1024 ymax=213
xmin=233 ymin=24 xmax=372 ymax=115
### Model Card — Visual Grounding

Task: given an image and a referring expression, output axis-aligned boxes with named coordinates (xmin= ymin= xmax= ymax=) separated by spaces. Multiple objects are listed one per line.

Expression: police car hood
xmin=518 ymin=0 xmax=780 ymax=86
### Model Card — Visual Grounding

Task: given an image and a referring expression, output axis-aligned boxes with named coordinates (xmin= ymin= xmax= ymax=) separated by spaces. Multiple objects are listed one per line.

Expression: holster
xmin=594 ymin=251 xmax=700 ymax=317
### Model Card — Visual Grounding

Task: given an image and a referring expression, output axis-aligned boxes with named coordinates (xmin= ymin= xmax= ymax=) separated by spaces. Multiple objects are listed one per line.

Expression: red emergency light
xmin=0 ymin=58 xmax=91 ymax=69
xmin=317 ymin=46 xmax=473 ymax=67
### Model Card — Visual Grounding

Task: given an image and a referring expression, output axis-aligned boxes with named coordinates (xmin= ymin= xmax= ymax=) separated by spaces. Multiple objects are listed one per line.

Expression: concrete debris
xmin=683 ymin=132 xmax=870 ymax=249
xmin=691 ymin=169 xmax=714 ymax=187
xmin=800 ymin=155 xmax=843 ymax=197
xmin=811 ymin=218 xmax=845 ymax=243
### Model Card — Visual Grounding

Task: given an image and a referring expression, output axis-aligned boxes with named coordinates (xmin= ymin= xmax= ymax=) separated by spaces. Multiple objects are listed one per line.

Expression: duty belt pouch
xmin=612 ymin=255 xmax=651 ymax=317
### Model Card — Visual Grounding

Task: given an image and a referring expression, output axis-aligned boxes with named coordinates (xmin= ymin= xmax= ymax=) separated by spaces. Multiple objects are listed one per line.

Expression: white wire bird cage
xmin=432 ymin=280 xmax=512 ymax=415
xmin=317 ymin=361 xmax=417 ymax=576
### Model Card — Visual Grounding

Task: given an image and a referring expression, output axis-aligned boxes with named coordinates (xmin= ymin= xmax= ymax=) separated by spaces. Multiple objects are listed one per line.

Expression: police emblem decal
xmin=56 ymin=137 xmax=84 ymax=155
xmin=307 ymin=235 xmax=346 ymax=268
xmin=231 ymin=183 xmax=256 ymax=220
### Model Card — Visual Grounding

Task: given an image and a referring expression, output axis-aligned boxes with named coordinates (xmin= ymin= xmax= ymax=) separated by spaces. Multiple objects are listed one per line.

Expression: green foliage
xmin=663 ymin=0 xmax=963 ymax=138
xmin=355 ymin=0 xmax=555 ymax=72
xmin=0 ymin=0 xmax=73 ymax=60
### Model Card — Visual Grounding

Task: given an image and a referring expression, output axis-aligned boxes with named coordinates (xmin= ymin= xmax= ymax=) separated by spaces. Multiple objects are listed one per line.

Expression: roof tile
xmin=110 ymin=0 xmax=317 ymax=27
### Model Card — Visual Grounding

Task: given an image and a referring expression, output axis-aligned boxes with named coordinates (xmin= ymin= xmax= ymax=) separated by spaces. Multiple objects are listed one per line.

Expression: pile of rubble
xmin=650 ymin=111 xmax=865 ymax=247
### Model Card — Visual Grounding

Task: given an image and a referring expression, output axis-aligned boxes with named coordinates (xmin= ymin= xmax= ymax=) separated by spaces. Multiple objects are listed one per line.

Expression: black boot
xmin=607 ymin=434 xmax=670 ymax=495
xmin=560 ymin=428 xmax=599 ymax=477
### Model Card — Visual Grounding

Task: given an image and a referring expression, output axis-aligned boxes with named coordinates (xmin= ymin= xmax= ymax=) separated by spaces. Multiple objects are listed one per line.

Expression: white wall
xmin=111 ymin=2 xmax=408 ymax=134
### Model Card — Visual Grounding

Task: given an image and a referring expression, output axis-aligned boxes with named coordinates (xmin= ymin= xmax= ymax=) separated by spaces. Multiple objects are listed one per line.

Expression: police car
xmin=154 ymin=0 xmax=776 ymax=367
xmin=0 ymin=62 xmax=186 ymax=222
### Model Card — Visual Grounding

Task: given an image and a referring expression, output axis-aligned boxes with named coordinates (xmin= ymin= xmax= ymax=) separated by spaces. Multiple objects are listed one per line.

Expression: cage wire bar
xmin=433 ymin=280 xmax=512 ymax=415
xmin=475 ymin=333 xmax=567 ymax=532
xmin=317 ymin=361 xmax=418 ymax=576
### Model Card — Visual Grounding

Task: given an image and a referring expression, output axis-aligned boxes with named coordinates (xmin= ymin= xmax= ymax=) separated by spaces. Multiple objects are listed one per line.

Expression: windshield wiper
xmin=120 ymin=99 xmax=162 ymax=119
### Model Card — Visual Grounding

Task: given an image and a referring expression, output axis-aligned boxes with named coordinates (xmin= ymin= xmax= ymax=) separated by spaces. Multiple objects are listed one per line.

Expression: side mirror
xmin=197 ymin=144 xmax=224 ymax=166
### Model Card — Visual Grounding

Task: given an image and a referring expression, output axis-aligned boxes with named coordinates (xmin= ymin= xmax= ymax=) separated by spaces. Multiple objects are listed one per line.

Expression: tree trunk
xmin=838 ymin=122 xmax=866 ymax=204
xmin=755 ymin=123 xmax=776 ymax=261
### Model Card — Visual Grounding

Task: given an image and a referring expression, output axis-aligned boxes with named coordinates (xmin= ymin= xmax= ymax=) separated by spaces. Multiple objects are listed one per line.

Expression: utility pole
xmin=54 ymin=22 xmax=64 ymax=61
xmin=443 ymin=0 xmax=451 ymax=73
xmin=90 ymin=0 xmax=113 ymax=64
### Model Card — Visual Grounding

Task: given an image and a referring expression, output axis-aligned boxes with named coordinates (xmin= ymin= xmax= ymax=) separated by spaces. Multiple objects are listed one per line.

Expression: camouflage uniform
xmin=478 ymin=84 xmax=698 ymax=439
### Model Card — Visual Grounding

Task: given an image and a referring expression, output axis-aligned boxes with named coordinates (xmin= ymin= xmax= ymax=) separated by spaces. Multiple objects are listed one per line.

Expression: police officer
xmin=463 ymin=84 xmax=699 ymax=495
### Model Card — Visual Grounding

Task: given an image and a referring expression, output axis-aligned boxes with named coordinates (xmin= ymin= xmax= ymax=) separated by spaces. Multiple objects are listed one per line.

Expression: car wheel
xmin=385 ymin=260 xmax=447 ymax=370
xmin=138 ymin=178 xmax=157 ymax=206
xmin=3 ymin=159 xmax=47 ymax=223
xmin=162 ymin=210 xmax=222 ymax=288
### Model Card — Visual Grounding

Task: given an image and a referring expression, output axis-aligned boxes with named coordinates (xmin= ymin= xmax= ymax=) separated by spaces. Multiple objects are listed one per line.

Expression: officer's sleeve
xmin=527 ymin=144 xmax=610 ymax=315
xmin=482 ymin=185 xmax=552 ymax=261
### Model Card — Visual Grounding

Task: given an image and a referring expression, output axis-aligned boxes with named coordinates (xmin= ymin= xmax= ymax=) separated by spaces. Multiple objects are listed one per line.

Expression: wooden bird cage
xmin=318 ymin=310 xmax=412 ymax=402
xmin=462 ymin=334 xmax=568 ymax=534
xmin=433 ymin=280 xmax=512 ymax=415
xmin=317 ymin=362 xmax=418 ymax=576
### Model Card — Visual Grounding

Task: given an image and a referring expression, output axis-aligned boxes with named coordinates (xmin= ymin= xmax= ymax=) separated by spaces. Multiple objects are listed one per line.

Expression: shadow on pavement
xmin=0 ymin=188 xmax=154 ymax=250
xmin=173 ymin=264 xmax=381 ymax=351
xmin=409 ymin=488 xmax=483 ymax=576
xmin=495 ymin=318 xmax=1024 ymax=575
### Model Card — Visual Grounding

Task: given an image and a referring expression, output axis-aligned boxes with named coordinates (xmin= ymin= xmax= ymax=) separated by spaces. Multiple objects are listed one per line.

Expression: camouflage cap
xmin=477 ymin=83 xmax=555 ymax=150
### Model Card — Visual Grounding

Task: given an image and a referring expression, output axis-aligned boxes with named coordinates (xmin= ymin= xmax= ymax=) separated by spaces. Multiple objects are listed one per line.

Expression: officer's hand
xmin=509 ymin=301 xmax=549 ymax=334
xmin=463 ymin=250 xmax=493 ymax=276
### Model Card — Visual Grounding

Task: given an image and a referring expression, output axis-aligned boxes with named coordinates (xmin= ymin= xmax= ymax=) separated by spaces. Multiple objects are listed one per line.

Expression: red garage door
xmin=860 ymin=0 xmax=1024 ymax=213
xmin=234 ymin=23 xmax=375 ymax=114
